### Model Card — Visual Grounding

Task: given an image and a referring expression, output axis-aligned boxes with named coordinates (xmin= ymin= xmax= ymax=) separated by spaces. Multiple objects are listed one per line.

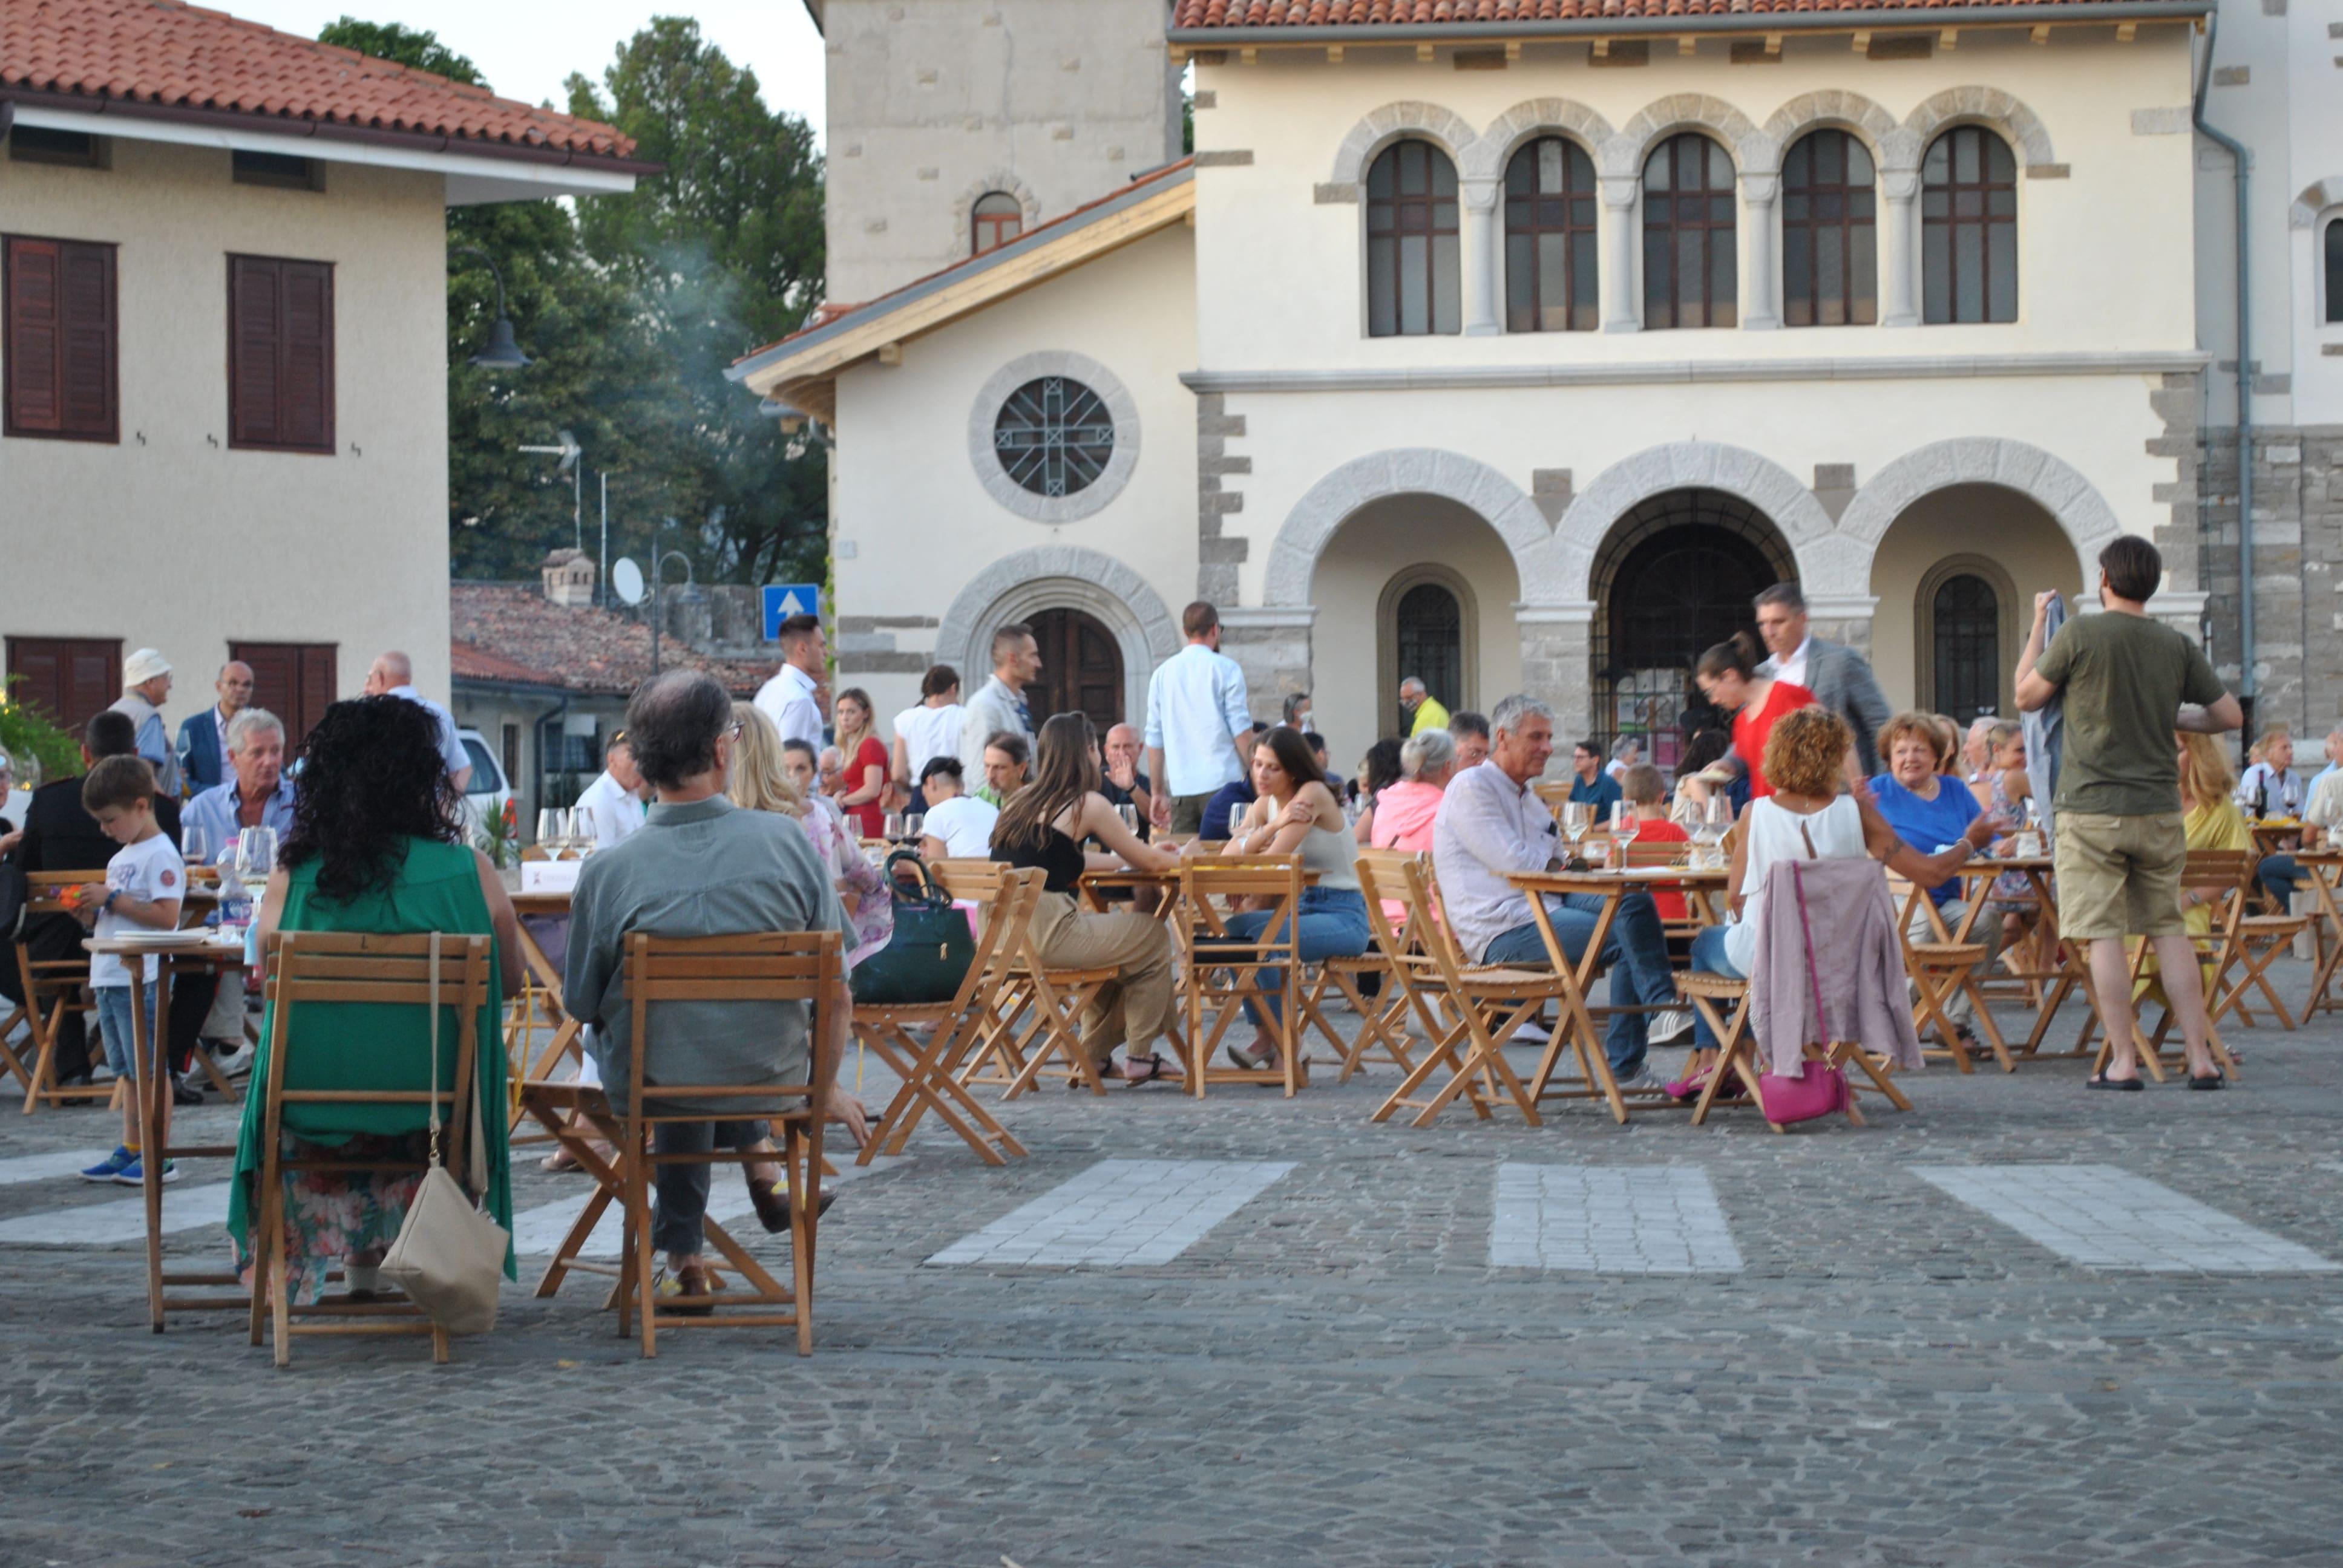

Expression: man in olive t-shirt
xmin=2016 ymin=536 xmax=2242 ymax=1090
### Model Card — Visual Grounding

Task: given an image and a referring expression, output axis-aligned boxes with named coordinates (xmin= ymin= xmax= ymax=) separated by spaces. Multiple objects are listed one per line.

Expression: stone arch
xmin=1837 ymin=438 xmax=2123 ymax=597
xmin=1464 ymin=97 xmax=1617 ymax=183
xmin=1902 ymin=87 xmax=2056 ymax=172
xmin=2290 ymin=175 xmax=2343 ymax=229
xmin=933 ymin=546 xmax=1181 ymax=725
xmin=1327 ymin=100 xmax=1480 ymax=192
xmin=952 ymin=172 xmax=1041 ymax=251
xmin=1263 ymin=448 xmax=1557 ymax=607
xmin=1553 ymin=442 xmax=1838 ymax=600
xmin=1761 ymin=88 xmax=1917 ymax=173
xmin=1602 ymin=93 xmax=1774 ymax=179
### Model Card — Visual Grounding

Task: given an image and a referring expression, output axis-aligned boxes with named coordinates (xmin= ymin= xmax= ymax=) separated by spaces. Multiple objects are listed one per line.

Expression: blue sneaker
xmin=80 ymin=1147 xmax=135 ymax=1183
xmin=114 ymin=1156 xmax=177 ymax=1187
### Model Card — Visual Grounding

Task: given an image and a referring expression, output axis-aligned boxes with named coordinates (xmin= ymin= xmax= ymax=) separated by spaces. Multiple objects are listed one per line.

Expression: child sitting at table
xmin=1620 ymin=764 xmax=1690 ymax=925
xmin=70 ymin=756 xmax=186 ymax=1187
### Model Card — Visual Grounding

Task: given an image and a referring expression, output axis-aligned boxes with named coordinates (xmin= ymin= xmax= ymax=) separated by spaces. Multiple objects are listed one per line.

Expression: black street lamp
xmin=450 ymin=246 xmax=530 ymax=370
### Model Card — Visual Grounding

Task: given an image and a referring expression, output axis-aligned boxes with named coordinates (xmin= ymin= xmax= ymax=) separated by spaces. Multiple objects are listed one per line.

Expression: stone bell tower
xmin=811 ymin=0 xmax=1184 ymax=303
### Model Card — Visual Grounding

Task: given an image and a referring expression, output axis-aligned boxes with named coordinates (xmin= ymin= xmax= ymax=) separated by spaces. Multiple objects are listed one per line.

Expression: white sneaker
xmin=1613 ymin=1068 xmax=1666 ymax=1094
xmin=1509 ymin=1019 xmax=1552 ymax=1043
xmin=1647 ymin=1008 xmax=1695 ymax=1048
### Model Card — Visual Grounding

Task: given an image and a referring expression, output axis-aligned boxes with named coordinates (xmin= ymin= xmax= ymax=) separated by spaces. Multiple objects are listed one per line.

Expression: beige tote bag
xmin=380 ymin=934 xmax=508 ymax=1336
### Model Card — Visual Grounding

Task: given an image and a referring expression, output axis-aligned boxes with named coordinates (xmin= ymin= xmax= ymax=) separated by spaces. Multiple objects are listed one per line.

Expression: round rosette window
xmin=992 ymin=376 xmax=1115 ymax=498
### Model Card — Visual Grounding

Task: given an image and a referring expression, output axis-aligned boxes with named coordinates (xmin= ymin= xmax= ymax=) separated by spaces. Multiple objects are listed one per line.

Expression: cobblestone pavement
xmin=5 ymin=971 xmax=2343 ymax=1567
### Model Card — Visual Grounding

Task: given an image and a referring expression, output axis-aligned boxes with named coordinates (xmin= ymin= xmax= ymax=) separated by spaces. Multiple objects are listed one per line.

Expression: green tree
xmin=315 ymin=18 xmax=483 ymax=83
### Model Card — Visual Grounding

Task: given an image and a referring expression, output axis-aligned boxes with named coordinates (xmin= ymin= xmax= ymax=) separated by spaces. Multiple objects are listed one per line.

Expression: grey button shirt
xmin=564 ymin=795 xmax=845 ymax=1115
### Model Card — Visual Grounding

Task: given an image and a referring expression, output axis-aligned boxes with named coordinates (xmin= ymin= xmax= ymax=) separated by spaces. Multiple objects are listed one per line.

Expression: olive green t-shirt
xmin=2035 ymin=609 xmax=2226 ymax=817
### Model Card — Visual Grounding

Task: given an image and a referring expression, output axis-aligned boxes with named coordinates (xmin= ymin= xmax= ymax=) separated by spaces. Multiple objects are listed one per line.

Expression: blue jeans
xmin=94 ymin=984 xmax=160 ymax=1080
xmin=1218 ymin=886 xmax=1372 ymax=1030
xmin=1687 ymin=925 xmax=1743 ymax=1051
xmin=1481 ymin=892 xmax=1678 ymax=1078
xmin=2258 ymin=853 xmax=2301 ymax=909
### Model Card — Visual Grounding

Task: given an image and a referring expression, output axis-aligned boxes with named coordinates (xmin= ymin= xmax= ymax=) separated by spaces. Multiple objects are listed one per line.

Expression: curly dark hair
xmin=281 ymin=696 xmax=466 ymax=903
xmin=1359 ymin=737 xmax=1405 ymax=800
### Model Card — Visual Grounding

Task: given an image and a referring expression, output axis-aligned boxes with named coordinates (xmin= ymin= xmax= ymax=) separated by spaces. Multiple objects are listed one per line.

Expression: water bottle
xmin=216 ymin=848 xmax=254 ymax=930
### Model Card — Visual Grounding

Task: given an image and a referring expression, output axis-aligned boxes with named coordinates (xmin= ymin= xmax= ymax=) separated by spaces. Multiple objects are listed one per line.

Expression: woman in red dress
xmin=829 ymin=687 xmax=891 ymax=838
xmin=1694 ymin=631 xmax=1814 ymax=799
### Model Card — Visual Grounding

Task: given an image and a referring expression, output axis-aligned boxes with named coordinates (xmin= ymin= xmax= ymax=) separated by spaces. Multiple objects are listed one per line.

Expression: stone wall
xmin=2198 ymin=423 xmax=2343 ymax=736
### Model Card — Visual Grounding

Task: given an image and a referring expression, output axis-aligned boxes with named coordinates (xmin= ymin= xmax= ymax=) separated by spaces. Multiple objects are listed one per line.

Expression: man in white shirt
xmin=2236 ymin=727 xmax=2304 ymax=818
xmin=574 ymin=731 xmax=651 ymax=849
xmin=1431 ymin=694 xmax=1690 ymax=1089
xmin=959 ymin=623 xmax=1040 ymax=780
xmin=891 ymin=663 xmax=965 ymax=788
xmin=362 ymin=650 xmax=471 ymax=791
xmin=754 ymin=613 xmax=828 ymax=753
xmin=1143 ymin=601 xmax=1253 ymax=834
xmin=914 ymin=756 xmax=998 ymax=860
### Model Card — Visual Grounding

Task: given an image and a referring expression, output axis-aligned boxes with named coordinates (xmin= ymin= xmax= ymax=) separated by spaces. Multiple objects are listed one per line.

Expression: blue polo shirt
xmin=1567 ymin=771 xmax=1624 ymax=812
xmin=1867 ymin=774 xmax=1980 ymax=904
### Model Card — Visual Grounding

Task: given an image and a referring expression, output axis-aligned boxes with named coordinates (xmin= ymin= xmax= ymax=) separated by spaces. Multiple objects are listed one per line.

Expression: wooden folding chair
xmin=613 ymin=930 xmax=844 ymax=1357
xmin=854 ymin=864 xmax=1037 ymax=1165
xmin=1886 ymin=875 xmax=2015 ymax=1074
xmin=18 ymin=874 xmax=114 ymax=1114
xmin=2220 ymin=861 xmax=2312 ymax=1033
xmin=245 ymin=931 xmax=495 ymax=1367
xmin=1673 ymin=973 xmax=1770 ymax=1128
xmin=1179 ymin=855 xmax=1309 ymax=1096
xmin=1358 ymin=853 xmax=1564 ymax=1128
xmin=928 ymin=858 xmax=1120 ymax=1098
xmin=2083 ymin=850 xmax=2250 ymax=1083
xmin=1296 ymin=847 xmax=1427 ymax=1082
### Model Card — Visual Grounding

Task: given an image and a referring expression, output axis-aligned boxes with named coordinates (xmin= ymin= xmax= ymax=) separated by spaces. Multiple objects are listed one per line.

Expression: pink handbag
xmin=1755 ymin=861 xmax=1851 ymax=1125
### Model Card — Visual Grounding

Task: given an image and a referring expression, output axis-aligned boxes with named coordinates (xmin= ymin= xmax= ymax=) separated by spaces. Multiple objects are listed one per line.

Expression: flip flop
xmin=2087 ymin=1071 xmax=2144 ymax=1092
xmin=2187 ymin=1071 xmax=2228 ymax=1091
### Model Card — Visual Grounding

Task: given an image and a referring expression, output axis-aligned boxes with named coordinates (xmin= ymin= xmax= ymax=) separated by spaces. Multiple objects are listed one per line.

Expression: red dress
xmin=1733 ymin=680 xmax=1815 ymax=799
xmin=837 ymin=736 xmax=890 ymax=838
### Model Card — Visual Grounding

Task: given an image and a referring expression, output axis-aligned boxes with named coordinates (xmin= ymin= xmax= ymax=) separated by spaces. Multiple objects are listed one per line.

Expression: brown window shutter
xmin=295 ymin=644 xmax=337 ymax=747
xmin=5 ymin=237 xmax=63 ymax=434
xmin=228 ymin=254 xmax=333 ymax=454
xmin=58 ymin=241 xmax=117 ymax=440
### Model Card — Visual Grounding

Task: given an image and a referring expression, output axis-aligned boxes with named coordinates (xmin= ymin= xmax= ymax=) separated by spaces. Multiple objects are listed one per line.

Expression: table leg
xmin=131 ymin=967 xmax=167 ymax=1331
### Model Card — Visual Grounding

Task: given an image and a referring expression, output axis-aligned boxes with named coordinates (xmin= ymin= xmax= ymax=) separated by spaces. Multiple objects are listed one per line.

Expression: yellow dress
xmin=2131 ymin=799 xmax=2247 ymax=1003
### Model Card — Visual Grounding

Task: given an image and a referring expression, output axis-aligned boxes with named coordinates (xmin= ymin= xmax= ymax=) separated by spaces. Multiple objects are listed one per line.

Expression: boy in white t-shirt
xmin=914 ymin=756 xmax=998 ymax=860
xmin=71 ymin=757 xmax=186 ymax=1186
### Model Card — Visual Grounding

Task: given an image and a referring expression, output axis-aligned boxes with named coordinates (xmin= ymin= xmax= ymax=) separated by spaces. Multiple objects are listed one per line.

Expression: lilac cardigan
xmin=1746 ymin=855 xmax=1922 ymax=1076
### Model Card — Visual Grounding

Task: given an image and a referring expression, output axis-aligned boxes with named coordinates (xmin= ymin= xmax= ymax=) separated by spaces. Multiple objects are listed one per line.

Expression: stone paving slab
xmin=6 ymin=976 xmax=2343 ymax=1564
xmin=927 ymin=1157 xmax=1296 ymax=1267
xmin=1490 ymin=1163 xmax=1745 ymax=1272
xmin=1910 ymin=1162 xmax=2341 ymax=1273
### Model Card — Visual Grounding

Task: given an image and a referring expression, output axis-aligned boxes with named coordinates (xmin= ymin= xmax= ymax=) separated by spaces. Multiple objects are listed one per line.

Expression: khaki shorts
xmin=2054 ymin=811 xmax=2187 ymax=939
xmin=1170 ymin=792 xmax=1214 ymax=835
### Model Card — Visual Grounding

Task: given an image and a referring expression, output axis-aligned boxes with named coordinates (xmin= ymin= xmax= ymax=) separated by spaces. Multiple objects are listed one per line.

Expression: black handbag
xmin=848 ymin=851 xmax=978 ymax=1005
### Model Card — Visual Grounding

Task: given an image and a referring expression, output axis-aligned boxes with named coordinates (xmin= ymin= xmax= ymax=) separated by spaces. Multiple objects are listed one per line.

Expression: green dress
xmin=227 ymin=837 xmax=514 ymax=1298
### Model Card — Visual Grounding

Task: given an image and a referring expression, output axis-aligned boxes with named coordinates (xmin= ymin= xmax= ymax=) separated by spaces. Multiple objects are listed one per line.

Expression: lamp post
xmin=449 ymin=246 xmax=530 ymax=370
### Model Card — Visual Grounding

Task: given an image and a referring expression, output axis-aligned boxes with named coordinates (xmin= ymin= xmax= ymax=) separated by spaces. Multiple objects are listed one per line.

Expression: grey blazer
xmin=1764 ymin=639 xmax=1894 ymax=775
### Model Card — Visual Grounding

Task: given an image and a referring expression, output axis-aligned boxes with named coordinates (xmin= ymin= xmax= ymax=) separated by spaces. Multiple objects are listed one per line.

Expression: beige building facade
xmin=741 ymin=0 xmax=2323 ymax=767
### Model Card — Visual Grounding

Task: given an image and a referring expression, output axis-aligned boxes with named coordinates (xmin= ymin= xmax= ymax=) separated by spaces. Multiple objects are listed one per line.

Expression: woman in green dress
xmin=229 ymin=696 xmax=526 ymax=1302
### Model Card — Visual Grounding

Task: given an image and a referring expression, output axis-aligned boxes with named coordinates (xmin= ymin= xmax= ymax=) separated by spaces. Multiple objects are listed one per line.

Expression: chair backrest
xmin=24 ymin=871 xmax=102 ymax=918
xmin=1623 ymin=841 xmax=1688 ymax=867
xmin=1884 ymin=873 xmax=1957 ymax=946
xmin=622 ymin=930 xmax=843 ymax=1117
xmin=1179 ymin=854 xmax=1304 ymax=957
xmin=262 ymin=931 xmax=495 ymax=1152
xmin=2181 ymin=848 xmax=2255 ymax=936
xmin=909 ymin=861 xmax=1041 ymax=1013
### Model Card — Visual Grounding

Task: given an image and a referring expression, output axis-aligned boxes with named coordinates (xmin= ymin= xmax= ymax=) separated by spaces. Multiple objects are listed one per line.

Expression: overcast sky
xmin=231 ymin=1 xmax=827 ymax=136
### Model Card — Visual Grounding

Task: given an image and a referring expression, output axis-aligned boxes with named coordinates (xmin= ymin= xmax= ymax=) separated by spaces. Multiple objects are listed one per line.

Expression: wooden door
xmin=232 ymin=642 xmax=336 ymax=751
xmin=5 ymin=636 xmax=119 ymax=736
xmin=1027 ymin=608 xmax=1122 ymax=730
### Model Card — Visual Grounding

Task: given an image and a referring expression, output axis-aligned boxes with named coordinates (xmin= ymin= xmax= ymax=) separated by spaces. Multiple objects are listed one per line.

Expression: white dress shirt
xmin=1142 ymin=642 xmax=1253 ymax=798
xmin=893 ymin=701 xmax=965 ymax=781
xmin=575 ymin=768 xmax=647 ymax=849
xmin=1770 ymin=636 xmax=1813 ymax=693
xmin=386 ymin=684 xmax=471 ymax=780
xmin=1431 ymin=762 xmax=1563 ymax=964
xmin=754 ymin=663 xmax=825 ymax=751
xmin=2236 ymin=762 xmax=2304 ymax=818
xmin=2306 ymin=769 xmax=2343 ymax=835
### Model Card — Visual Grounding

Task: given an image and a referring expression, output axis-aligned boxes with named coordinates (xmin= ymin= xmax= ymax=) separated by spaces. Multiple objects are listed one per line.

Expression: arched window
xmin=1504 ymin=136 xmax=1598 ymax=333
xmin=1642 ymin=133 xmax=1737 ymax=330
xmin=2326 ymin=218 xmax=2343 ymax=324
xmin=1781 ymin=130 xmax=1876 ymax=327
xmin=1394 ymin=580 xmax=1463 ymax=731
xmin=972 ymin=191 xmax=1023 ymax=256
xmin=1922 ymin=127 xmax=2017 ymax=324
xmin=1366 ymin=140 xmax=1461 ymax=338
xmin=1930 ymin=573 xmax=2001 ymax=721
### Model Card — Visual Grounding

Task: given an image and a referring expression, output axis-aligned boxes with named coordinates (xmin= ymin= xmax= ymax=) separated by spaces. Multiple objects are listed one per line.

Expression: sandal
xmin=1225 ymin=1041 xmax=1270 ymax=1071
xmin=1122 ymin=1052 xmax=1181 ymax=1085
xmin=2086 ymin=1071 xmax=2144 ymax=1092
xmin=540 ymin=1148 xmax=581 ymax=1173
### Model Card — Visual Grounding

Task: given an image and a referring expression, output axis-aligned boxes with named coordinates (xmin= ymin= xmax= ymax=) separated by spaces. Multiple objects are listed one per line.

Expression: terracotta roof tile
xmin=451 ymin=583 xmax=770 ymax=699
xmin=2 ymin=0 xmax=637 ymax=160
xmin=1172 ymin=0 xmax=2149 ymax=23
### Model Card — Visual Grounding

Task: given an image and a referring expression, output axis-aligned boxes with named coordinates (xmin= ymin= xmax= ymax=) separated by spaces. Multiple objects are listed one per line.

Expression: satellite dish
xmin=611 ymin=557 xmax=646 ymax=606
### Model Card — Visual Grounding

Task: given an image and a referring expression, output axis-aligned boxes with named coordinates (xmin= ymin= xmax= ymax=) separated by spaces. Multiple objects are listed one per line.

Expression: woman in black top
xmin=994 ymin=713 xmax=1190 ymax=1083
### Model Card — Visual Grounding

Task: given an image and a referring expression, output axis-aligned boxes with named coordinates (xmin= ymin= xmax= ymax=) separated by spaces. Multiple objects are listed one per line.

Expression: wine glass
xmin=537 ymin=808 xmax=564 ymax=858
xmin=905 ymin=812 xmax=925 ymax=844
xmin=235 ymin=825 xmax=277 ymax=890
xmin=1561 ymin=802 xmax=1593 ymax=859
xmin=181 ymin=825 xmax=210 ymax=870
xmin=883 ymin=811 xmax=906 ymax=843
xmin=1611 ymin=800 xmax=1640 ymax=860
xmin=1695 ymin=793 xmax=1732 ymax=869
xmin=1116 ymin=803 xmax=1139 ymax=837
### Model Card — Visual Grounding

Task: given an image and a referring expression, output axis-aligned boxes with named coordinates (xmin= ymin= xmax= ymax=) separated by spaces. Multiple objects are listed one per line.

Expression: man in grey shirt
xmin=565 ymin=670 xmax=867 ymax=1305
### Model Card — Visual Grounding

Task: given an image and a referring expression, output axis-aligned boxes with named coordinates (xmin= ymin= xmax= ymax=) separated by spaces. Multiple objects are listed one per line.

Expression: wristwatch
xmin=101 ymin=890 xmax=119 ymax=914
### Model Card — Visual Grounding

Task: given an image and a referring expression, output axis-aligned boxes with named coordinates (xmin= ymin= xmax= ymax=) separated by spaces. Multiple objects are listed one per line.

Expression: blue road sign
xmin=761 ymin=584 xmax=823 ymax=640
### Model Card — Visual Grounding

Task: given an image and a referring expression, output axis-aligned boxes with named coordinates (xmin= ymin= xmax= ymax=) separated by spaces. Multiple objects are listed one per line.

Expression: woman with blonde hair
xmin=828 ymin=687 xmax=890 ymax=838
xmin=732 ymin=703 xmax=891 ymax=969
xmin=2128 ymin=731 xmax=2250 ymax=1066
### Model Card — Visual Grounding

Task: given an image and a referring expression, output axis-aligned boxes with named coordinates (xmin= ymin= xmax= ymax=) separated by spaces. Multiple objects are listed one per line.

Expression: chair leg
xmin=628 ymin=1140 xmax=658 ymax=1359
xmin=792 ymin=1126 xmax=817 ymax=1357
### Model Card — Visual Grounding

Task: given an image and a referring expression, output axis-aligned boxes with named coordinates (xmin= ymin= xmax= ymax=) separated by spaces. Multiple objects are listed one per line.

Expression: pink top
xmin=1368 ymin=779 xmax=1445 ymax=853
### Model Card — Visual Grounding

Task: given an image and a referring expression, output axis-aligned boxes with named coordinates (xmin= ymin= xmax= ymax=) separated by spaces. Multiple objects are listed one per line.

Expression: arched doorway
xmin=1027 ymin=606 xmax=1124 ymax=730
xmin=1868 ymin=487 xmax=2080 ymax=716
xmin=1591 ymin=488 xmax=1796 ymax=767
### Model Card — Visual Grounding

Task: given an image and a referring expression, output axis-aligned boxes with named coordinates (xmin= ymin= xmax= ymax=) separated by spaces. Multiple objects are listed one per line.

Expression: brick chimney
xmin=540 ymin=548 xmax=596 ymax=608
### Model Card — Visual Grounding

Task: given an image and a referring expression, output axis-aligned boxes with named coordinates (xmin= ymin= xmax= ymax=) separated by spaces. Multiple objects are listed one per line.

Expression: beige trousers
xmin=1025 ymin=892 xmax=1176 ymax=1065
xmin=1906 ymin=894 xmax=2002 ymax=1027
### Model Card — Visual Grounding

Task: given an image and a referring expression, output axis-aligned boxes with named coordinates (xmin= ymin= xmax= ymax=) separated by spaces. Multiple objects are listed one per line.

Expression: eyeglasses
xmin=724 ymin=720 xmax=743 ymax=740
